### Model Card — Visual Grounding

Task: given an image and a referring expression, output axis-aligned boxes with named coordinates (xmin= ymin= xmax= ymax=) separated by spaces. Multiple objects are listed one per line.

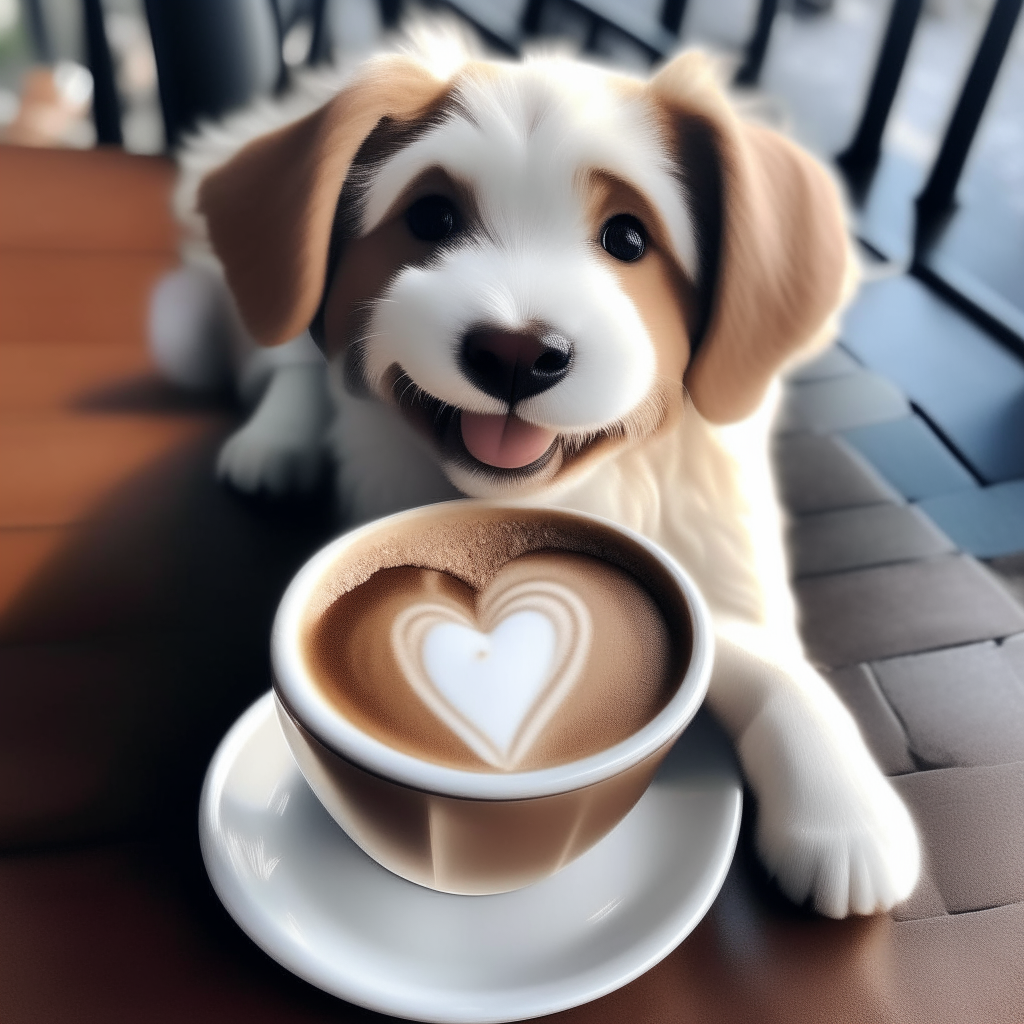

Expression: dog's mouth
xmin=459 ymin=411 xmax=557 ymax=469
xmin=390 ymin=370 xmax=564 ymax=477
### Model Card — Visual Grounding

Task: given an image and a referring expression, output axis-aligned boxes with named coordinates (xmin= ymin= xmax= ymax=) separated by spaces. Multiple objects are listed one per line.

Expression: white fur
xmin=154 ymin=25 xmax=920 ymax=919
xmin=148 ymin=267 xmax=333 ymax=494
xmin=363 ymin=61 xmax=698 ymax=277
xmin=216 ymin=361 xmax=332 ymax=496
xmin=148 ymin=265 xmax=234 ymax=391
xmin=327 ymin=363 xmax=461 ymax=520
xmin=354 ymin=58 xmax=703 ymax=496
xmin=368 ymin=244 xmax=657 ymax=431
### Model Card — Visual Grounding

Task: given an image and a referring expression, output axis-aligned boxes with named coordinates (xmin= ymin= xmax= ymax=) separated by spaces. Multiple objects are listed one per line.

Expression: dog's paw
xmin=217 ymin=419 xmax=324 ymax=495
xmin=217 ymin=363 xmax=331 ymax=496
xmin=739 ymin=695 xmax=920 ymax=918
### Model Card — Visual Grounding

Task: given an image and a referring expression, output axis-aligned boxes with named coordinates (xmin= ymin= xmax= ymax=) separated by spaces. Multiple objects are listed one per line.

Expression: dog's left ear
xmin=649 ymin=52 xmax=853 ymax=424
xmin=196 ymin=55 xmax=448 ymax=347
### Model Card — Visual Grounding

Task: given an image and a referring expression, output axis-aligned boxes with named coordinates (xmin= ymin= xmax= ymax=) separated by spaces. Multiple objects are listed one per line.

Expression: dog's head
xmin=198 ymin=45 xmax=851 ymax=497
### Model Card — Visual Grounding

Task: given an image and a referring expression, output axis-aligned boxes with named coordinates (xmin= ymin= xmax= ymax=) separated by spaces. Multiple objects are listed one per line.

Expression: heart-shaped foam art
xmin=391 ymin=581 xmax=592 ymax=770
xmin=303 ymin=550 xmax=678 ymax=773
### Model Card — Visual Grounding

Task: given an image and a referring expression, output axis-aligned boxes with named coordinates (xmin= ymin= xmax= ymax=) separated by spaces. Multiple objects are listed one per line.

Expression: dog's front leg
xmin=149 ymin=265 xmax=333 ymax=496
xmin=708 ymin=620 xmax=920 ymax=918
xmin=217 ymin=361 xmax=332 ymax=496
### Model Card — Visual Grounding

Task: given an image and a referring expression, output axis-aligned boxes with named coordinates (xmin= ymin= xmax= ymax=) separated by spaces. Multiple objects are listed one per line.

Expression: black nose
xmin=460 ymin=328 xmax=573 ymax=405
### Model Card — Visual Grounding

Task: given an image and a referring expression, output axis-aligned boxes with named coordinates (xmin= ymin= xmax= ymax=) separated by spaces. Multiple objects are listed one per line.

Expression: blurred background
xmin=1 ymin=0 xmax=1021 ymax=177
xmin=2 ymin=0 xmax=1021 ymax=411
xmin=1 ymin=4 xmax=1024 ymax=1020
xmin=4 ymin=0 xmax=1020 ymax=573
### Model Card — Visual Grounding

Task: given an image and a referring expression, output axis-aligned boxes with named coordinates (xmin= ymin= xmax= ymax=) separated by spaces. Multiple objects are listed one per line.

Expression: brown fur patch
xmin=198 ymin=56 xmax=453 ymax=346
xmin=321 ymin=165 xmax=479 ymax=363
xmin=649 ymin=52 xmax=851 ymax=423
xmin=583 ymin=170 xmax=695 ymax=436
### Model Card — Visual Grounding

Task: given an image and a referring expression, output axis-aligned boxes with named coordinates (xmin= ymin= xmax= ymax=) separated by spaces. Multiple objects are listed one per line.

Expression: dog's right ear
xmin=197 ymin=56 xmax=449 ymax=347
xmin=650 ymin=51 xmax=852 ymax=424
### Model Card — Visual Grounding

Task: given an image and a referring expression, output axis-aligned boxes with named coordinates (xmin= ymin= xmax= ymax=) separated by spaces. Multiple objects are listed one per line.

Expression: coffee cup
xmin=271 ymin=500 xmax=713 ymax=895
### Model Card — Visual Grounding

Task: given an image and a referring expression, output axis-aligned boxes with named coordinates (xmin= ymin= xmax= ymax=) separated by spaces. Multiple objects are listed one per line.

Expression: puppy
xmin=156 ymin=25 xmax=920 ymax=918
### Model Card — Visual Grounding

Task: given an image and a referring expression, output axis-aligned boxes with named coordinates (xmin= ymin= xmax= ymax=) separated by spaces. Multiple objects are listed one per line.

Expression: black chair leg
xmin=660 ymin=0 xmax=689 ymax=36
xmin=734 ymin=0 xmax=779 ymax=87
xmin=83 ymin=0 xmax=123 ymax=146
xmin=23 ymin=0 xmax=54 ymax=62
xmin=143 ymin=0 xmax=284 ymax=150
xmin=837 ymin=0 xmax=925 ymax=190
xmin=914 ymin=0 xmax=1024 ymax=249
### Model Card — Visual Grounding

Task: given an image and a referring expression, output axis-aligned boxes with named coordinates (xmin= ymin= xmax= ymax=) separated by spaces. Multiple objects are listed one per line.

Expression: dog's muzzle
xmin=457 ymin=328 xmax=570 ymax=469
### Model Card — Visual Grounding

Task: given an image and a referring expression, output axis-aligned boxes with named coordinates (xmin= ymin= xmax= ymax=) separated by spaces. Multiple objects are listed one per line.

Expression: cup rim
xmin=271 ymin=500 xmax=714 ymax=801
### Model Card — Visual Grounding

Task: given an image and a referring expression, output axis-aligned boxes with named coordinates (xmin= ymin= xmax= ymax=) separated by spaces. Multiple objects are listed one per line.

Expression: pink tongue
xmin=460 ymin=412 xmax=556 ymax=469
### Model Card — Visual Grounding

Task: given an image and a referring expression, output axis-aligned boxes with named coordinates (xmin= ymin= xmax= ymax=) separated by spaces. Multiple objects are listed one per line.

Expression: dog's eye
xmin=406 ymin=195 xmax=460 ymax=242
xmin=601 ymin=215 xmax=647 ymax=262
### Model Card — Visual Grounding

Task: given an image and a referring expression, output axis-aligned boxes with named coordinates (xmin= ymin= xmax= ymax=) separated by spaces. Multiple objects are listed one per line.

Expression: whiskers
xmin=388 ymin=370 xmax=459 ymax=437
xmin=558 ymin=377 xmax=673 ymax=459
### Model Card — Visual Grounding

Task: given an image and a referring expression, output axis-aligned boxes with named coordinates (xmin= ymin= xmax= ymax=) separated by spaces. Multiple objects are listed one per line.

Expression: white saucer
xmin=199 ymin=692 xmax=742 ymax=1023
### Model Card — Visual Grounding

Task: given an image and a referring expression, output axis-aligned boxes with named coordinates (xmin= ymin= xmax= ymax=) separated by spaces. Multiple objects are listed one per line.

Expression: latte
xmin=301 ymin=506 xmax=689 ymax=772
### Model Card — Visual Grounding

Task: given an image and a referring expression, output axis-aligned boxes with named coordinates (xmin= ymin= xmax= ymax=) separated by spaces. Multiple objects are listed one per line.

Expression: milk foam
xmin=392 ymin=579 xmax=592 ymax=769
xmin=300 ymin=508 xmax=688 ymax=772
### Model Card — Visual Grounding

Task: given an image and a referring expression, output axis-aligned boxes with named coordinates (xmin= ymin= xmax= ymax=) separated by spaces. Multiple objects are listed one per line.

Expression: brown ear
xmin=650 ymin=52 xmax=852 ymax=424
xmin=197 ymin=55 xmax=449 ymax=346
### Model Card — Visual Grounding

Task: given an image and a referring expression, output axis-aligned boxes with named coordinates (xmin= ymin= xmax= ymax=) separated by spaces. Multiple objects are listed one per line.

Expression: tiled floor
xmin=794 ymin=554 xmax=1024 ymax=666
xmin=786 ymin=502 xmax=954 ymax=577
xmin=777 ymin=369 xmax=909 ymax=435
xmin=870 ymin=641 xmax=1024 ymax=769
xmin=787 ymin=308 xmax=1024 ymax=567
xmin=916 ymin=482 xmax=1024 ymax=560
xmin=777 ymin=343 xmax=1024 ymax=981
xmin=840 ymin=276 xmax=1024 ymax=485
xmin=841 ymin=415 xmax=977 ymax=503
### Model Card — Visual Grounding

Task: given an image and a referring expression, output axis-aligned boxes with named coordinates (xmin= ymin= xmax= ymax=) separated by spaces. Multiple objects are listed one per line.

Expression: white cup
xmin=272 ymin=500 xmax=713 ymax=894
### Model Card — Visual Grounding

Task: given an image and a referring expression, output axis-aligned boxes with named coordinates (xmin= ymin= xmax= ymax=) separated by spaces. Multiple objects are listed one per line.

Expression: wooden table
xmin=1 ymin=143 xmax=1021 ymax=1023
